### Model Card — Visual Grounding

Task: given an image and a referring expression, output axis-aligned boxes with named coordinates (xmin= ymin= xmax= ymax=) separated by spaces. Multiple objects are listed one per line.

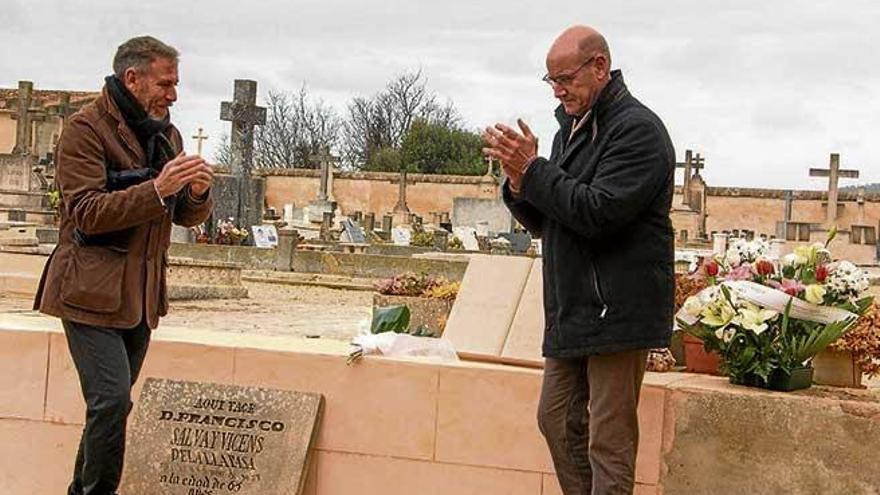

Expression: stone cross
xmin=48 ymin=93 xmax=74 ymax=123
xmin=191 ymin=127 xmax=208 ymax=155
xmin=675 ymin=150 xmax=704 ymax=205
xmin=219 ymin=80 xmax=267 ymax=240
xmin=390 ymin=168 xmax=416 ymax=214
xmin=11 ymin=81 xmax=46 ymax=155
xmin=220 ymin=80 xmax=267 ymax=178
xmin=310 ymin=146 xmax=338 ymax=202
xmin=809 ymin=153 xmax=859 ymax=227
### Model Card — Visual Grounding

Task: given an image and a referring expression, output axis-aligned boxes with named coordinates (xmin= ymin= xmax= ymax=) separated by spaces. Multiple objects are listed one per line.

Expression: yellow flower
xmin=733 ymin=303 xmax=778 ymax=335
xmin=804 ymin=284 xmax=826 ymax=305
xmin=793 ymin=245 xmax=815 ymax=266
xmin=701 ymin=299 xmax=737 ymax=328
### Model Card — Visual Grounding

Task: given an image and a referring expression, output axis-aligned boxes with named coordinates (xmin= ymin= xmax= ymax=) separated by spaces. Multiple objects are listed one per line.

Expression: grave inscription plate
xmin=122 ymin=378 xmax=323 ymax=495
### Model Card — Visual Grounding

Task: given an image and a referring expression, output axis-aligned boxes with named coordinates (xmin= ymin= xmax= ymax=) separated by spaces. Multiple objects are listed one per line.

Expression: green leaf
xmin=371 ymin=305 xmax=411 ymax=334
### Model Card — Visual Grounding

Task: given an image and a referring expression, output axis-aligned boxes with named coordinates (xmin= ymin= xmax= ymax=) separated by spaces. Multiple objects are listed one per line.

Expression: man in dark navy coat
xmin=484 ymin=25 xmax=675 ymax=495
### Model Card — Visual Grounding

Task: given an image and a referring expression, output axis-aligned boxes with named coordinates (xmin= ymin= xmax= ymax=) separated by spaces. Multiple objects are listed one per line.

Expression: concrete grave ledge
xmin=2 ymin=311 xmax=880 ymax=494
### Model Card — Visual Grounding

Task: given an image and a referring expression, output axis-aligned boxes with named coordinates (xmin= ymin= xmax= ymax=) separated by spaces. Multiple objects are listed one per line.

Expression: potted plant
xmin=373 ymin=272 xmax=460 ymax=336
xmin=675 ymin=269 xmax=719 ymax=374
xmin=816 ymin=300 xmax=880 ymax=387
xmin=677 ymin=233 xmax=874 ymax=391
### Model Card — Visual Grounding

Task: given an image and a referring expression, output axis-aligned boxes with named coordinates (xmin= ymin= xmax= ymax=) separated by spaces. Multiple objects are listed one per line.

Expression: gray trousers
xmin=538 ymin=350 xmax=649 ymax=495
xmin=63 ymin=319 xmax=151 ymax=495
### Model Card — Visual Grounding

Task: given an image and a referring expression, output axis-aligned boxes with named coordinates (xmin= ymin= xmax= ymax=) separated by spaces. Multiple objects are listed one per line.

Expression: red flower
xmin=755 ymin=259 xmax=775 ymax=276
xmin=816 ymin=265 xmax=829 ymax=283
xmin=705 ymin=260 xmax=720 ymax=277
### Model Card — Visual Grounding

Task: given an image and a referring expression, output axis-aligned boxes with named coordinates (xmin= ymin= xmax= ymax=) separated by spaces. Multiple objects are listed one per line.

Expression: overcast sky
xmin=2 ymin=0 xmax=877 ymax=190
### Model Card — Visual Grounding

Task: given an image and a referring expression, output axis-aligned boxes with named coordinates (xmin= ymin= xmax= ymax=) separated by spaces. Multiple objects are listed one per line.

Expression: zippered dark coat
xmin=504 ymin=70 xmax=675 ymax=358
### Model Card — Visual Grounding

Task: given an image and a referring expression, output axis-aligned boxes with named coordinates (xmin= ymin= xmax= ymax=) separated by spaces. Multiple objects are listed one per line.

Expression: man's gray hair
xmin=112 ymin=36 xmax=179 ymax=77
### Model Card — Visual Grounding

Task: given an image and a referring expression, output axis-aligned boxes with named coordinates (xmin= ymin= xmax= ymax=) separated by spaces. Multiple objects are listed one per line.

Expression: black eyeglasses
xmin=542 ymin=56 xmax=596 ymax=87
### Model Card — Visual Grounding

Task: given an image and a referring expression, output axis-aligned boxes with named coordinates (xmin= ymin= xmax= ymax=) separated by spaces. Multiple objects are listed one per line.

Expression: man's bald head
xmin=548 ymin=25 xmax=611 ymax=77
xmin=545 ymin=26 xmax=613 ymax=116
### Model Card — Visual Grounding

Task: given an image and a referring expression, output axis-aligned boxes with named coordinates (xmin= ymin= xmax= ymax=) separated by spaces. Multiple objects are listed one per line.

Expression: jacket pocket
xmin=60 ymin=245 xmax=127 ymax=314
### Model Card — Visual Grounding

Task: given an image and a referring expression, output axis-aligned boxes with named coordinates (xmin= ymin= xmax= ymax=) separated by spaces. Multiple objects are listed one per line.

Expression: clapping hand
xmin=482 ymin=118 xmax=538 ymax=192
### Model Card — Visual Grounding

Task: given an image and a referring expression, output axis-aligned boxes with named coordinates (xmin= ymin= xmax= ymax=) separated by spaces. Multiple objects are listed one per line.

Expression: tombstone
xmin=275 ymin=227 xmax=299 ymax=271
xmin=712 ymin=232 xmax=729 ymax=256
xmin=35 ymin=226 xmax=59 ymax=244
xmin=688 ymin=170 xmax=708 ymax=239
xmin=453 ymin=227 xmax=480 ymax=251
xmin=391 ymin=225 xmax=412 ymax=246
xmin=452 ymin=198 xmax=513 ymax=235
xmin=433 ymin=229 xmax=449 ymax=251
xmin=0 ymin=154 xmax=40 ymax=192
xmin=363 ymin=212 xmax=376 ymax=233
xmin=263 ymin=206 xmax=279 ymax=221
xmin=475 ymin=220 xmax=490 ymax=237
xmin=308 ymin=147 xmax=338 ymax=222
xmin=810 ymin=153 xmax=860 ymax=227
xmin=500 ymin=232 xmax=533 ymax=254
xmin=282 ymin=204 xmax=295 ymax=226
xmin=340 ymin=218 xmax=367 ymax=244
xmin=11 ymin=81 xmax=47 ymax=156
xmin=776 ymin=190 xmax=796 ymax=239
xmin=675 ymin=150 xmax=705 ymax=207
xmin=389 ymin=168 xmax=416 ymax=226
xmin=170 ymin=225 xmax=195 ymax=244
xmin=320 ymin=211 xmax=334 ymax=242
xmin=121 ymin=378 xmax=323 ymax=495
xmin=381 ymin=214 xmax=393 ymax=233
xmin=216 ymin=80 xmax=267 ymax=245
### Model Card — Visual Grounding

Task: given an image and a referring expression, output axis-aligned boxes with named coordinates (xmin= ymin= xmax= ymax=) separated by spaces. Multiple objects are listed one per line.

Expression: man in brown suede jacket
xmin=34 ymin=36 xmax=214 ymax=495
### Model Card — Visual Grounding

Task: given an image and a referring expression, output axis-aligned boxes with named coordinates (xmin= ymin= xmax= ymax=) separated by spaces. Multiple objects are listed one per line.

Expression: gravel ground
xmin=0 ymin=282 xmax=373 ymax=342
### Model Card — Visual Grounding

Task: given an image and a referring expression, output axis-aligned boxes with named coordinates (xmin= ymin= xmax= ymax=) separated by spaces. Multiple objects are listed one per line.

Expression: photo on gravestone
xmin=122 ymin=378 xmax=323 ymax=495
xmin=252 ymin=224 xmax=279 ymax=248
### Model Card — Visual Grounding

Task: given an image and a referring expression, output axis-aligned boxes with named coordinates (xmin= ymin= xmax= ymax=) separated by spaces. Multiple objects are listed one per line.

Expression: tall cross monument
xmin=219 ymin=80 xmax=267 ymax=240
xmin=809 ymin=153 xmax=859 ymax=227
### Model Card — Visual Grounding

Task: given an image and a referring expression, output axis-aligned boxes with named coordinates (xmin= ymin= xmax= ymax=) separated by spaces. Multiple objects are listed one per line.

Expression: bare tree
xmin=214 ymin=86 xmax=341 ymax=170
xmin=341 ymin=69 xmax=460 ymax=169
xmin=213 ymin=133 xmax=232 ymax=167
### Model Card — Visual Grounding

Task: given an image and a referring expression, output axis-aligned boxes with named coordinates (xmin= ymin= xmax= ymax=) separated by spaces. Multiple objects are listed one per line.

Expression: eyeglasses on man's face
xmin=542 ymin=55 xmax=596 ymax=87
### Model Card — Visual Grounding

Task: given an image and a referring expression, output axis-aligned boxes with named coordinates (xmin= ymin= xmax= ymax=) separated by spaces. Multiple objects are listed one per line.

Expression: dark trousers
xmin=538 ymin=349 xmax=649 ymax=495
xmin=63 ymin=319 xmax=151 ymax=495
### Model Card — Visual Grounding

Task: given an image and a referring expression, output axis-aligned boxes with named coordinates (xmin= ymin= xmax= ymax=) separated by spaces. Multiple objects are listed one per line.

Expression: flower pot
xmin=732 ymin=366 xmax=814 ymax=392
xmin=682 ymin=334 xmax=721 ymax=375
xmin=373 ymin=294 xmax=454 ymax=336
xmin=765 ymin=366 xmax=814 ymax=392
xmin=812 ymin=349 xmax=863 ymax=388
